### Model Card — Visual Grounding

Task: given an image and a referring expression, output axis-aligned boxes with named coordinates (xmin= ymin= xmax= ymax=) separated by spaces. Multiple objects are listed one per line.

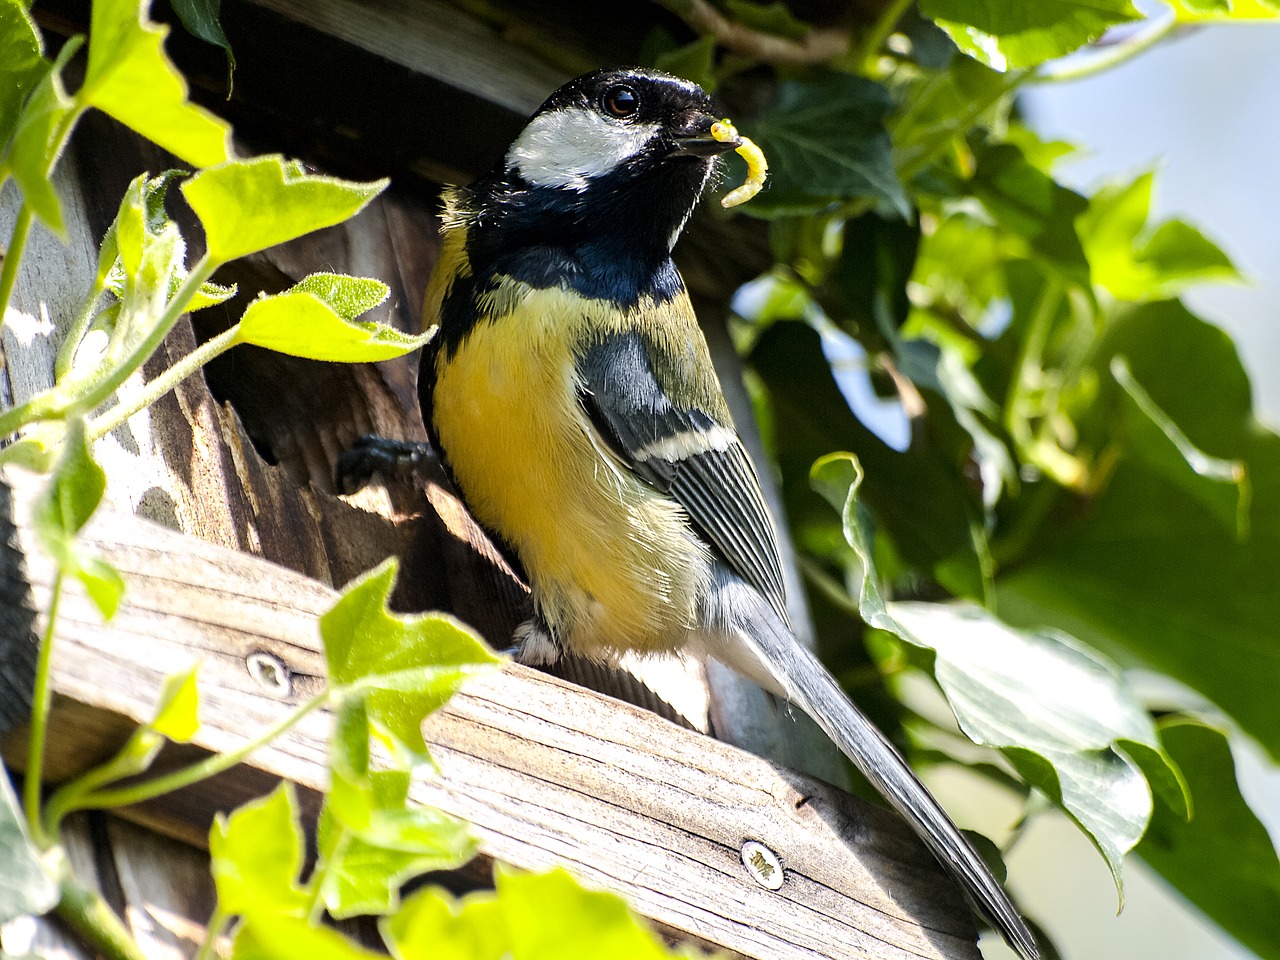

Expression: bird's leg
xmin=335 ymin=434 xmax=433 ymax=494
xmin=509 ymin=609 xmax=563 ymax=665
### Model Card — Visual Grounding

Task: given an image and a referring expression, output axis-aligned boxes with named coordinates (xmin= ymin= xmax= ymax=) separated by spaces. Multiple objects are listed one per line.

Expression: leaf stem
xmin=69 ymin=257 xmax=219 ymax=419
xmin=0 ymin=262 xmax=219 ymax=439
xmin=654 ymin=0 xmax=850 ymax=64
xmin=64 ymin=692 xmax=329 ymax=813
xmin=1034 ymin=15 xmax=1178 ymax=84
xmin=0 ymin=203 xmax=34 ymax=326
xmin=195 ymin=907 xmax=230 ymax=960
xmin=86 ymin=324 xmax=243 ymax=441
xmin=55 ymin=281 xmax=109 ymax=382
xmin=852 ymin=0 xmax=914 ymax=74
xmin=52 ymin=851 xmax=149 ymax=960
xmin=23 ymin=569 xmax=65 ymax=850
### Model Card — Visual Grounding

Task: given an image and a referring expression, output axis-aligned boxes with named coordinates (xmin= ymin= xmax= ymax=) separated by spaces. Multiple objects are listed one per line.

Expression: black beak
xmin=672 ymin=112 xmax=740 ymax=157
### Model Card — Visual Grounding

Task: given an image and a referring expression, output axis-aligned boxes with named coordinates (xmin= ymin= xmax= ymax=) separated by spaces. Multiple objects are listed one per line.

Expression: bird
xmin=339 ymin=66 xmax=1039 ymax=960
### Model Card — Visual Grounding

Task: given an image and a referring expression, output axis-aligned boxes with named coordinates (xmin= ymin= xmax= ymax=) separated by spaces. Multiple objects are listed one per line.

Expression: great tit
xmin=344 ymin=66 xmax=1038 ymax=960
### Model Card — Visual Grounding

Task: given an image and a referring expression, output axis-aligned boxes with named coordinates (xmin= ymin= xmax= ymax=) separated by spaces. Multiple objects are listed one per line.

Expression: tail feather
xmin=721 ymin=589 xmax=1040 ymax=960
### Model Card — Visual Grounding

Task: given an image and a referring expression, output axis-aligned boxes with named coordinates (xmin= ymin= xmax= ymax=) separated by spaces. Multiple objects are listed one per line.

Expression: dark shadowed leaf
xmin=750 ymin=72 xmax=908 ymax=218
xmin=1138 ymin=720 xmax=1280 ymax=960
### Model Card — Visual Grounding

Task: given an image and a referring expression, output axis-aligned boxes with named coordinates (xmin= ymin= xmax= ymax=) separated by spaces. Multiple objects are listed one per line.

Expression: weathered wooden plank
xmin=0 ymin=467 xmax=980 ymax=960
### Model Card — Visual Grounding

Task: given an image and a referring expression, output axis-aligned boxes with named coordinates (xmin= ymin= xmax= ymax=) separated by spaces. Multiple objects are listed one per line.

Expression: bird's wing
xmin=574 ymin=329 xmax=790 ymax=625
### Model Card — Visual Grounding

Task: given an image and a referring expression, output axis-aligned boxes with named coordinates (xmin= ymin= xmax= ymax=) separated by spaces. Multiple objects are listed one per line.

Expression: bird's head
xmin=475 ymin=67 xmax=740 ymax=257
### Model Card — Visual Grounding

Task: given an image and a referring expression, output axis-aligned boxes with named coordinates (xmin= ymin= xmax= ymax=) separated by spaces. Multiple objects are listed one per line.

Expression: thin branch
xmin=23 ymin=570 xmax=64 ymax=850
xmin=1034 ymin=15 xmax=1179 ymax=84
xmin=657 ymin=0 xmax=850 ymax=64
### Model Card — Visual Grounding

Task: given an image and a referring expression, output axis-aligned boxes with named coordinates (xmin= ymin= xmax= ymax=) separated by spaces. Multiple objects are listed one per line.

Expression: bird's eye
xmin=601 ymin=84 xmax=639 ymax=119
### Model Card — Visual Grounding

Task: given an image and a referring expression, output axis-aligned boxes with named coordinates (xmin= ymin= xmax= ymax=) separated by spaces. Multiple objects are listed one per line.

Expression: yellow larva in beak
xmin=711 ymin=119 xmax=768 ymax=209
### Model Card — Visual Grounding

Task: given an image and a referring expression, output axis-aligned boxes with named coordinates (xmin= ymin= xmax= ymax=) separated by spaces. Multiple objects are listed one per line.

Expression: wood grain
xmin=0 ymin=467 xmax=980 ymax=960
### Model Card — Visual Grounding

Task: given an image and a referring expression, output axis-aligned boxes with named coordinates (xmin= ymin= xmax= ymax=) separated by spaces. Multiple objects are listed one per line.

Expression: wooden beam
xmin=0 ymin=468 xmax=979 ymax=960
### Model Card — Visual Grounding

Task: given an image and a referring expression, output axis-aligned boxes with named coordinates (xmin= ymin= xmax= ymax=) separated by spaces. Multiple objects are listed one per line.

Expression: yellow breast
xmin=430 ymin=281 xmax=712 ymax=657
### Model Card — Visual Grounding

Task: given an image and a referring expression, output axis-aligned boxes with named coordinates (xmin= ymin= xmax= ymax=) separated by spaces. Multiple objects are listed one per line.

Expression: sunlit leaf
xmin=0 ymin=0 xmax=44 ymax=151
xmin=210 ymin=783 xmax=310 ymax=918
xmin=1168 ymin=0 xmax=1278 ymax=19
xmin=1078 ymin=172 xmax=1240 ymax=300
xmin=79 ymin=0 xmax=230 ymax=166
xmin=920 ymin=0 xmax=1141 ymax=70
xmin=293 ymin=273 xmax=389 ymax=322
xmin=7 ymin=38 xmax=83 ymax=235
xmin=236 ymin=290 xmax=428 ymax=362
xmin=149 ymin=665 xmax=200 ymax=742
xmin=182 ymin=155 xmax=386 ymax=264
xmin=315 ymin=699 xmax=477 ymax=919
xmin=232 ymin=915 xmax=384 ymax=960
xmin=321 ymin=559 xmax=500 ymax=767
xmin=811 ymin=452 xmax=1187 ymax=890
xmin=33 ymin=420 xmax=124 ymax=619
xmin=383 ymin=868 xmax=686 ymax=960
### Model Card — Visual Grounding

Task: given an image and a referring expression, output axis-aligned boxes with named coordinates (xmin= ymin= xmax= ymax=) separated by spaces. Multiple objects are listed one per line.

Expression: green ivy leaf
xmin=384 ymin=868 xmax=686 ymax=960
xmin=34 ymin=420 xmax=124 ymax=619
xmin=52 ymin=667 xmax=200 ymax=807
xmin=1138 ymin=720 xmax=1280 ymax=960
xmin=997 ymin=301 xmax=1280 ymax=762
xmin=321 ymin=559 xmax=500 ymax=767
xmin=653 ymin=35 xmax=716 ymax=90
xmin=1168 ymin=0 xmax=1278 ymax=19
xmin=187 ymin=279 xmax=238 ymax=312
xmin=724 ymin=0 xmax=809 ymax=39
xmin=314 ymin=699 xmax=477 ymax=919
xmin=171 ymin=0 xmax=234 ymax=58
xmin=0 ymin=758 xmax=57 ymax=924
xmin=182 ymin=156 xmax=386 ymax=265
xmin=293 ymin=273 xmax=389 ymax=322
xmin=751 ymin=321 xmax=988 ymax=596
xmin=149 ymin=665 xmax=200 ymax=742
xmin=971 ymin=143 xmax=1090 ymax=284
xmin=236 ymin=290 xmax=428 ymax=362
xmin=1112 ymin=356 xmax=1248 ymax=538
xmin=920 ymin=0 xmax=1141 ymax=70
xmin=811 ymin=452 xmax=1188 ymax=892
xmin=7 ymin=38 xmax=83 ymax=236
xmin=210 ymin=783 xmax=310 ymax=919
xmin=0 ymin=0 xmax=44 ymax=151
xmin=78 ymin=0 xmax=230 ymax=167
xmin=382 ymin=886 xmax=507 ymax=960
xmin=1077 ymin=172 xmax=1240 ymax=300
xmin=316 ymin=776 xmax=476 ymax=918
xmin=748 ymin=72 xmax=908 ymax=218
xmin=231 ymin=915 xmax=385 ymax=960
xmin=887 ymin=600 xmax=1188 ymax=890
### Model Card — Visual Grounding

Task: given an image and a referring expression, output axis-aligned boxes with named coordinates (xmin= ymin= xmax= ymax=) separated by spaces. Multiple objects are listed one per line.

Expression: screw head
xmin=740 ymin=840 xmax=784 ymax=890
xmin=246 ymin=651 xmax=291 ymax=697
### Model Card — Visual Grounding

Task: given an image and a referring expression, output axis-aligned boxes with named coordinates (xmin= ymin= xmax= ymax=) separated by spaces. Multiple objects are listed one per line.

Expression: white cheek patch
xmin=508 ymin=108 xmax=660 ymax=191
